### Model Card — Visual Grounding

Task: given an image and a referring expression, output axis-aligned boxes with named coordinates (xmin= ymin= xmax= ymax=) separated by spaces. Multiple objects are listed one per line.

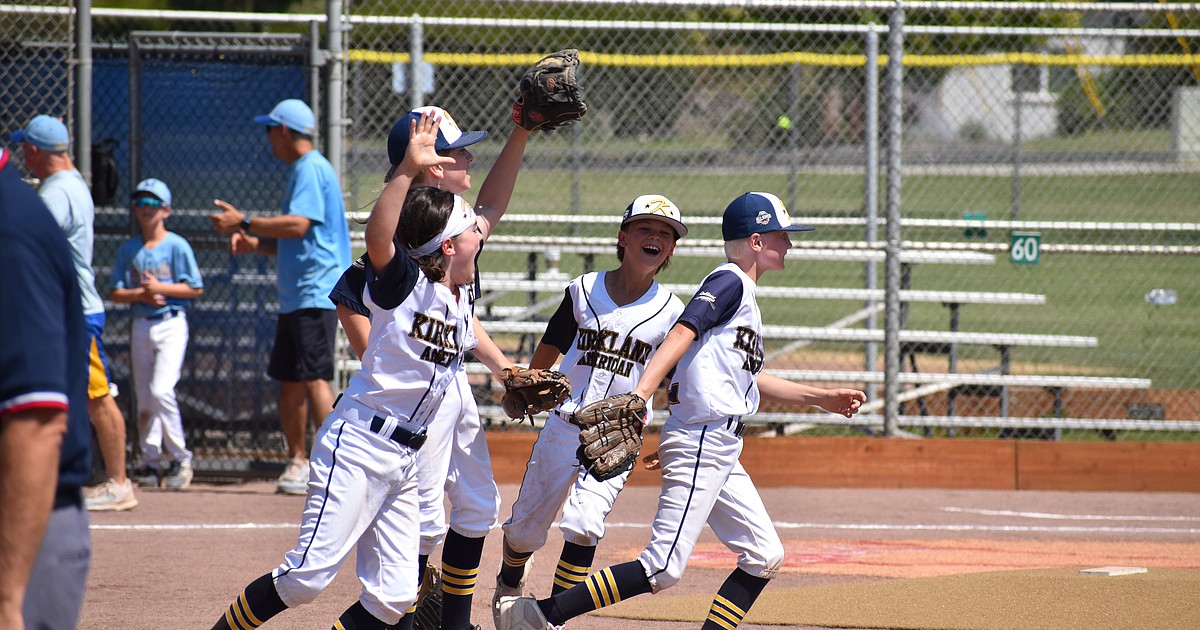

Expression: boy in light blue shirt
xmin=110 ymin=178 xmax=203 ymax=490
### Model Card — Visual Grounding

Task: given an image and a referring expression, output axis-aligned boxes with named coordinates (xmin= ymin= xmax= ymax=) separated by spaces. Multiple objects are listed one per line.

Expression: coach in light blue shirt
xmin=209 ymin=99 xmax=351 ymax=495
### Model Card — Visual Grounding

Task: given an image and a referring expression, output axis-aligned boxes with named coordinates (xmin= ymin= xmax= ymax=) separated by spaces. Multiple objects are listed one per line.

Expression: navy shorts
xmin=267 ymin=308 xmax=337 ymax=382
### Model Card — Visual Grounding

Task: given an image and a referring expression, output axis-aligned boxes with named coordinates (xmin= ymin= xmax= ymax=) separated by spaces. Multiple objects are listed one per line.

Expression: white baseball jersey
xmin=668 ymin=262 xmax=763 ymax=423
xmin=503 ymin=271 xmax=683 ymax=553
xmin=342 ymin=252 xmax=477 ymax=428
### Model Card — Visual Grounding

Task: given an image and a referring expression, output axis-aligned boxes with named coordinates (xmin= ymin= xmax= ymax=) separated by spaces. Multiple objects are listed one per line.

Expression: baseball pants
xmin=417 ymin=370 xmax=501 ymax=554
xmin=271 ymin=414 xmax=421 ymax=625
xmin=503 ymin=412 xmax=631 ymax=553
xmin=131 ymin=313 xmax=192 ymax=468
xmin=637 ymin=416 xmax=784 ymax=592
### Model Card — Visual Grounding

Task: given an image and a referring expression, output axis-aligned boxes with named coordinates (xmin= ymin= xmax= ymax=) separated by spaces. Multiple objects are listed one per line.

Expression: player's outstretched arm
xmin=473 ymin=126 xmax=529 ymax=241
xmin=366 ymin=112 xmax=455 ymax=274
xmin=631 ymin=322 xmax=696 ymax=401
xmin=757 ymin=372 xmax=865 ymax=418
xmin=470 ymin=315 xmax=516 ymax=378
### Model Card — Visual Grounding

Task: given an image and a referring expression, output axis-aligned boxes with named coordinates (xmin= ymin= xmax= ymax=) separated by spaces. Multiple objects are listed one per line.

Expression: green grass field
xmin=347 ymin=165 xmax=1200 ymax=394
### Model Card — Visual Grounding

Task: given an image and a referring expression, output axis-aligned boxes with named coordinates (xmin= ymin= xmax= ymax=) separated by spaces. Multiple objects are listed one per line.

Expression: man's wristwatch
xmin=241 ymin=217 xmax=252 ymax=232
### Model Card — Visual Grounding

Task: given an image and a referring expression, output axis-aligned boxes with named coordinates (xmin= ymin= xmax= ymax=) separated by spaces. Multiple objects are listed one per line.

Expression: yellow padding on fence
xmin=348 ymin=48 xmax=1200 ymax=68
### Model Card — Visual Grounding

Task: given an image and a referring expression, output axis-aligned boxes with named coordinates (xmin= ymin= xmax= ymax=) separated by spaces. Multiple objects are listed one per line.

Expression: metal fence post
xmin=325 ymin=0 xmax=346 ymax=181
xmin=75 ymin=0 xmax=92 ymax=185
xmin=883 ymin=2 xmax=905 ymax=437
xmin=410 ymin=15 xmax=424 ymax=110
xmin=864 ymin=26 xmax=880 ymax=406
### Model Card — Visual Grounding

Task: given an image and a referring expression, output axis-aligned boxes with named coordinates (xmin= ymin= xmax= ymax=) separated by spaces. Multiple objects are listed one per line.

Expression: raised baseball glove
xmin=512 ymin=49 xmax=587 ymax=132
xmin=410 ymin=564 xmax=442 ymax=630
xmin=500 ymin=366 xmax=571 ymax=422
xmin=570 ymin=392 xmax=647 ymax=481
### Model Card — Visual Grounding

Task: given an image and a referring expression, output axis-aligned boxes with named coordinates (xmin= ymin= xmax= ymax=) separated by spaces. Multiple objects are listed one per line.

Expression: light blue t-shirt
xmin=109 ymin=232 xmax=204 ymax=319
xmin=276 ymin=150 xmax=351 ymax=313
xmin=39 ymin=169 xmax=104 ymax=315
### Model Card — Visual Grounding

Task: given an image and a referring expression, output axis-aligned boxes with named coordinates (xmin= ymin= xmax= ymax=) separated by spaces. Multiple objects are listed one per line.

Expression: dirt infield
xmin=81 ymin=482 xmax=1200 ymax=630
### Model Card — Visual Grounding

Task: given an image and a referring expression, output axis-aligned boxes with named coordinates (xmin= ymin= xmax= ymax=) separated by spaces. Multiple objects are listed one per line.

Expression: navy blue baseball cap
xmin=387 ymin=106 xmax=488 ymax=165
xmin=254 ymin=99 xmax=316 ymax=136
xmin=721 ymin=192 xmax=814 ymax=241
xmin=11 ymin=115 xmax=70 ymax=152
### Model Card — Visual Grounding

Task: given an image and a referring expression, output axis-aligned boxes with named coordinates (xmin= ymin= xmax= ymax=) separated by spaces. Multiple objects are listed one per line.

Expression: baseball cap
xmin=11 ymin=115 xmax=70 ymax=152
xmin=253 ymin=99 xmax=316 ymax=136
xmin=721 ymin=191 xmax=814 ymax=241
xmin=132 ymin=178 xmax=172 ymax=206
xmin=621 ymin=194 xmax=688 ymax=239
xmin=387 ymin=106 xmax=488 ymax=165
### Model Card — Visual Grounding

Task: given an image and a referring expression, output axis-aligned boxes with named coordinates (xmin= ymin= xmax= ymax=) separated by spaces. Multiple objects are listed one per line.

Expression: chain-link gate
xmin=3 ymin=2 xmax=1199 ymax=480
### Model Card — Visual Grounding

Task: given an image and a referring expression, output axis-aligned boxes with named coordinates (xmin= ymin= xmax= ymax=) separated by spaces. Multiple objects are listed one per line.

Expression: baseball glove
xmin=512 ymin=49 xmax=587 ymax=132
xmin=500 ymin=366 xmax=571 ymax=422
xmin=570 ymin=393 xmax=647 ymax=481
xmin=410 ymin=564 xmax=442 ymax=630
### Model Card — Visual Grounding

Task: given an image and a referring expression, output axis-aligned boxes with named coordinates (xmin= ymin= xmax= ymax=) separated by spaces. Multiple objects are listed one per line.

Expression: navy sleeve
xmin=540 ymin=289 xmax=578 ymax=354
xmin=330 ymin=254 xmax=370 ymax=317
xmin=365 ymin=247 xmax=420 ymax=311
xmin=676 ymin=270 xmax=743 ymax=338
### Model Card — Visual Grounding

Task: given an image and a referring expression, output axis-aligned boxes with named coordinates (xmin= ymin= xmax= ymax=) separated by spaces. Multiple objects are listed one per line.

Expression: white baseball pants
xmin=131 ymin=313 xmax=192 ymax=468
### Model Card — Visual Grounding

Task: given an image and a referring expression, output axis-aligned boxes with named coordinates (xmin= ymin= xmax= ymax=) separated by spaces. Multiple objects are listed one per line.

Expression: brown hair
xmin=397 ymin=186 xmax=455 ymax=282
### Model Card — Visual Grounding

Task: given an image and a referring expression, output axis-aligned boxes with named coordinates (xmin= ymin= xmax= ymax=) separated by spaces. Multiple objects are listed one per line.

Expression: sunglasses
xmin=133 ymin=197 xmax=164 ymax=208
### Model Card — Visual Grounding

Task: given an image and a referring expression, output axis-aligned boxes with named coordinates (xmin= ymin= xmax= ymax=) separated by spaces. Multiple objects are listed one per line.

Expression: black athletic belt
xmin=725 ymin=417 xmax=746 ymax=437
xmin=369 ymin=415 xmax=428 ymax=450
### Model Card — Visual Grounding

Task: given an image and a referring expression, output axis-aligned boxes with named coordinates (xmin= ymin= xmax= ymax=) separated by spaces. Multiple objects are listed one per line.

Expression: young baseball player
xmin=210 ymin=112 xmax=492 ymax=630
xmin=108 ymin=179 xmax=203 ymax=490
xmin=329 ymin=105 xmax=530 ymax=630
xmin=498 ymin=192 xmax=866 ymax=630
xmin=492 ymin=194 xmax=687 ymax=621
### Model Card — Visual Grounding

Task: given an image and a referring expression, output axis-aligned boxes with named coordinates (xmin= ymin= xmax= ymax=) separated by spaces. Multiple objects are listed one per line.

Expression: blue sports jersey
xmin=276 ymin=150 xmax=352 ymax=313
xmin=110 ymin=232 xmax=204 ymax=318
xmin=0 ymin=153 xmax=92 ymax=491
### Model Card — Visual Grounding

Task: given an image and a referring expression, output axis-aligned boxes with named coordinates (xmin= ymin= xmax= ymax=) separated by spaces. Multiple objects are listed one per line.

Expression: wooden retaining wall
xmin=485 ymin=432 xmax=1200 ymax=492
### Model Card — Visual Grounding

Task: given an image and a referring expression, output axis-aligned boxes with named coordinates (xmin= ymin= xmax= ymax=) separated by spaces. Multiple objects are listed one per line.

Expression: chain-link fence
xmin=3 ymin=1 xmax=1198 ymax=477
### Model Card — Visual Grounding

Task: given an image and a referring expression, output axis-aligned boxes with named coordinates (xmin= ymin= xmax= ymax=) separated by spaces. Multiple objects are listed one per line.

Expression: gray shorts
xmin=24 ymin=495 xmax=90 ymax=629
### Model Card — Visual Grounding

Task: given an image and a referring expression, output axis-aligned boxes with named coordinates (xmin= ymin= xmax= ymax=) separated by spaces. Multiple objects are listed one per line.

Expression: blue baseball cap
xmin=387 ymin=106 xmax=488 ymax=165
xmin=254 ymin=99 xmax=316 ymax=136
xmin=11 ymin=115 xmax=70 ymax=152
xmin=721 ymin=192 xmax=814 ymax=241
xmin=132 ymin=178 xmax=172 ymax=206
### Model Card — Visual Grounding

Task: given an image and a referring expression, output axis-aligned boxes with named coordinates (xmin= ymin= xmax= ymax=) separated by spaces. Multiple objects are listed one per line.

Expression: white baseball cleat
xmin=496 ymin=596 xmax=562 ymax=630
xmin=492 ymin=557 xmax=532 ymax=629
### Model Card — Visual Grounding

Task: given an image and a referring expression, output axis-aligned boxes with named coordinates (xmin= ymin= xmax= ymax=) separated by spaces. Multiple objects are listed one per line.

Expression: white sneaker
xmin=497 ymin=596 xmax=561 ymax=630
xmin=84 ymin=478 xmax=138 ymax=511
xmin=163 ymin=461 xmax=193 ymax=490
xmin=492 ymin=557 xmax=532 ymax=629
xmin=277 ymin=457 xmax=308 ymax=495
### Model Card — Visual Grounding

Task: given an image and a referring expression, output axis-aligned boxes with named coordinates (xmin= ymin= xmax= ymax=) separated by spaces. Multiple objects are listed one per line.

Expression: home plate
xmin=1079 ymin=566 xmax=1149 ymax=576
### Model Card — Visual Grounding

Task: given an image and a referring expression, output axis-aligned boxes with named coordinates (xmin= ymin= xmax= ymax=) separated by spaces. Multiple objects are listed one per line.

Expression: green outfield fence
xmin=3 ymin=1 xmax=1199 ymax=478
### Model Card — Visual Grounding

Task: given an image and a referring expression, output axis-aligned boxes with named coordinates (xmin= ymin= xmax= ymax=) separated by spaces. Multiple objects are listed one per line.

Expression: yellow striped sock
xmin=706 ymin=595 xmax=745 ymax=629
xmin=584 ymin=567 xmax=621 ymax=609
xmin=553 ymin=559 xmax=590 ymax=590
xmin=441 ymin=562 xmax=479 ymax=596
xmin=225 ymin=589 xmax=264 ymax=629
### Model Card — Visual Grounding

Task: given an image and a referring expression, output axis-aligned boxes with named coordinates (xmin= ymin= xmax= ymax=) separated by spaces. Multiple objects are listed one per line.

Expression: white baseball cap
xmin=621 ymin=194 xmax=687 ymax=239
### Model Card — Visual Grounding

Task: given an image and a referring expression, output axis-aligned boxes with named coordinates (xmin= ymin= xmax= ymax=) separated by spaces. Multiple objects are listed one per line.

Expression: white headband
xmin=408 ymin=195 xmax=477 ymax=257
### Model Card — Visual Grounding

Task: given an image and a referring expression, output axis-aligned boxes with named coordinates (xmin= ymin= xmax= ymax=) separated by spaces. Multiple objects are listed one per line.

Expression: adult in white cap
xmin=492 ymin=194 xmax=687 ymax=627
xmin=497 ymin=192 xmax=865 ymax=630
xmin=10 ymin=114 xmax=138 ymax=512
xmin=208 ymin=99 xmax=351 ymax=496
